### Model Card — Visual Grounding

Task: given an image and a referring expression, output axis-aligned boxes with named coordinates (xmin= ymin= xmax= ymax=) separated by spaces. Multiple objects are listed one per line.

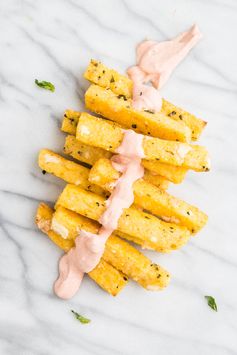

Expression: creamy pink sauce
xmin=127 ymin=24 xmax=202 ymax=112
xmin=54 ymin=130 xmax=144 ymax=299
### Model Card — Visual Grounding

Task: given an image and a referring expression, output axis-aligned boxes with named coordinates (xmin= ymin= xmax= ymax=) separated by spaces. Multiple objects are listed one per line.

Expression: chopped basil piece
xmin=117 ymin=94 xmax=127 ymax=100
xmin=168 ymin=111 xmax=176 ymax=117
xmin=35 ymin=79 xmax=55 ymax=92
xmin=144 ymin=109 xmax=154 ymax=114
xmin=71 ymin=310 xmax=91 ymax=324
xmin=205 ymin=296 xmax=218 ymax=312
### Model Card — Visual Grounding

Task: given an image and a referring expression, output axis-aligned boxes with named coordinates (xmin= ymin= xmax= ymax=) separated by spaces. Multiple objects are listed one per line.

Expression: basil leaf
xmin=71 ymin=310 xmax=91 ymax=324
xmin=205 ymin=296 xmax=218 ymax=312
xmin=35 ymin=79 xmax=55 ymax=92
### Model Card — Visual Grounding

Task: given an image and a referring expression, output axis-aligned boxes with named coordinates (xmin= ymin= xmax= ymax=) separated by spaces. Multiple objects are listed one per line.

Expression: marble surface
xmin=0 ymin=0 xmax=237 ymax=354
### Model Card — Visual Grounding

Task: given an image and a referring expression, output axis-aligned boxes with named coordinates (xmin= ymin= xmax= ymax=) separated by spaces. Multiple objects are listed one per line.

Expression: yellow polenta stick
xmin=85 ymin=84 xmax=191 ymax=142
xmin=63 ymin=136 xmax=169 ymax=190
xmin=142 ymin=160 xmax=187 ymax=184
xmin=89 ymin=158 xmax=208 ymax=233
xmin=61 ymin=109 xmax=81 ymax=135
xmin=61 ymin=112 xmax=187 ymax=183
xmin=141 ymin=171 xmax=170 ymax=190
xmin=62 ymin=110 xmax=186 ymax=183
xmin=38 ymin=149 xmax=104 ymax=196
xmin=64 ymin=135 xmax=112 ymax=166
xmin=84 ymin=60 xmax=206 ymax=140
xmin=52 ymin=206 xmax=170 ymax=290
xmin=64 ymin=135 xmax=170 ymax=188
xmin=56 ymin=184 xmax=191 ymax=252
xmin=84 ymin=60 xmax=133 ymax=98
xmin=35 ymin=203 xmax=127 ymax=296
xmin=76 ymin=113 xmax=210 ymax=172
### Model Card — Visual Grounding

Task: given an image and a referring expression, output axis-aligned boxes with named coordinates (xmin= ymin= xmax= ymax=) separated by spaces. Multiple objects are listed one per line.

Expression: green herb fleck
xmin=205 ymin=296 xmax=217 ymax=312
xmin=92 ymin=60 xmax=98 ymax=67
xmin=35 ymin=79 xmax=55 ymax=92
xmin=144 ymin=109 xmax=154 ymax=114
xmin=110 ymin=75 xmax=115 ymax=83
xmin=71 ymin=310 xmax=91 ymax=324
xmin=131 ymin=124 xmax=137 ymax=129
xmin=117 ymin=94 xmax=127 ymax=101
xmin=42 ymin=170 xmax=46 ymax=175
xmin=168 ymin=111 xmax=176 ymax=117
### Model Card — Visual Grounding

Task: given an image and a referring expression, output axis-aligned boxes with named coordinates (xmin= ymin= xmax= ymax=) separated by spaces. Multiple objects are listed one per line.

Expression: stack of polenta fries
xmin=35 ymin=60 xmax=210 ymax=296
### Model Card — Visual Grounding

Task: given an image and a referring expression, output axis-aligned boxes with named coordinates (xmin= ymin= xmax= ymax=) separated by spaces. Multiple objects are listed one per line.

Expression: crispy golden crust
xmin=89 ymin=158 xmax=169 ymax=191
xmin=62 ymin=113 xmax=186 ymax=183
xmin=35 ymin=203 xmax=127 ymax=296
xmin=84 ymin=59 xmax=206 ymax=140
xmin=85 ymin=84 xmax=191 ymax=142
xmin=38 ymin=149 xmax=104 ymax=195
xmin=52 ymin=206 xmax=170 ymax=290
xmin=64 ymin=134 xmax=172 ymax=186
xmin=76 ymin=113 xmax=210 ymax=172
xmin=64 ymin=135 xmax=112 ymax=166
xmin=142 ymin=171 xmax=170 ymax=190
xmin=89 ymin=158 xmax=208 ymax=233
xmin=61 ymin=110 xmax=81 ymax=135
xmin=56 ymin=184 xmax=191 ymax=252
xmin=161 ymin=99 xmax=207 ymax=141
xmin=142 ymin=160 xmax=187 ymax=184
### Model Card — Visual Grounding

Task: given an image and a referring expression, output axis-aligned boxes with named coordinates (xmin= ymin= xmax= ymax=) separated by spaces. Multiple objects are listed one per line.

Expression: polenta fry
xmin=142 ymin=160 xmax=187 ymax=184
xmin=89 ymin=158 xmax=208 ymax=233
xmin=64 ymin=134 xmax=112 ymax=166
xmin=141 ymin=171 xmax=170 ymax=190
xmin=38 ymin=149 xmax=104 ymax=195
xmin=61 ymin=109 xmax=81 ymax=135
xmin=76 ymin=113 xmax=210 ymax=172
xmin=62 ymin=123 xmax=186 ymax=184
xmin=85 ymin=84 xmax=192 ymax=142
xmin=56 ymin=184 xmax=191 ymax=252
xmin=84 ymin=60 xmax=206 ymax=140
xmin=40 ymin=145 xmax=169 ymax=192
xmin=35 ymin=203 xmax=127 ymax=296
xmin=52 ymin=206 xmax=170 ymax=290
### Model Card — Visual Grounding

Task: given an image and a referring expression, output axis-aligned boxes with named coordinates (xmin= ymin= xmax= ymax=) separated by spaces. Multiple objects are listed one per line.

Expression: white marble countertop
xmin=1 ymin=0 xmax=237 ymax=354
